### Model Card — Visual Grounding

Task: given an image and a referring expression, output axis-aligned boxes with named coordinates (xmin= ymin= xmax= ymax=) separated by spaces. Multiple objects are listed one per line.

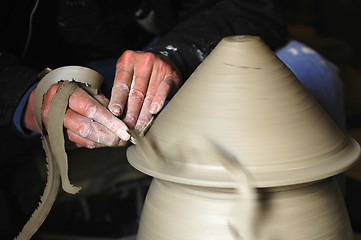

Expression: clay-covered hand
xmin=109 ymin=50 xmax=182 ymax=132
xmin=24 ymin=83 xmax=131 ymax=148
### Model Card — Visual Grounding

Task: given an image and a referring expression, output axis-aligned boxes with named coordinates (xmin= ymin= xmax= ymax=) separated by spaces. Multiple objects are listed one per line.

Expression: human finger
xmin=41 ymin=84 xmax=110 ymax=128
xmin=109 ymin=50 xmax=135 ymax=116
xmin=68 ymin=87 xmax=130 ymax=141
xmin=122 ymin=52 xmax=155 ymax=128
xmin=66 ymin=129 xmax=105 ymax=149
xmin=133 ymin=61 xmax=164 ymax=131
xmin=149 ymin=71 xmax=182 ymax=114
xmin=93 ymin=90 xmax=109 ymax=107
xmin=64 ymin=108 xmax=122 ymax=147
xmin=134 ymin=91 xmax=155 ymax=132
xmin=135 ymin=58 xmax=182 ymax=130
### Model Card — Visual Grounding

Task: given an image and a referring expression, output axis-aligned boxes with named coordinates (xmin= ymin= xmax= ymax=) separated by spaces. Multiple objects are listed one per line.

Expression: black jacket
xmin=0 ymin=0 xmax=287 ymax=156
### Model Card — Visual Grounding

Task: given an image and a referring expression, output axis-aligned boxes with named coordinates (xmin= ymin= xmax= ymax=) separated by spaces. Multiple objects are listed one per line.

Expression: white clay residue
xmin=165 ymin=45 xmax=178 ymax=51
xmin=191 ymin=44 xmax=205 ymax=61
xmin=196 ymin=49 xmax=205 ymax=61
xmin=159 ymin=51 xmax=169 ymax=57
xmin=130 ymin=75 xmax=135 ymax=90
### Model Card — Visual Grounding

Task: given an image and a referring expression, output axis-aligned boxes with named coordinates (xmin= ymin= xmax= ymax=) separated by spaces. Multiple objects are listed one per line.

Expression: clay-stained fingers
xmin=42 ymin=84 xmax=110 ymax=127
xmin=134 ymin=93 xmax=155 ymax=132
xmin=149 ymin=76 xmax=177 ymax=114
xmin=92 ymin=90 xmax=109 ymax=107
xmin=132 ymin=62 xmax=164 ymax=131
xmin=41 ymin=83 xmax=129 ymax=148
xmin=110 ymin=51 xmax=182 ymax=131
xmin=64 ymin=108 xmax=123 ymax=148
xmin=66 ymin=129 xmax=104 ymax=149
xmin=118 ymin=52 xmax=155 ymax=129
xmin=68 ymin=87 xmax=130 ymax=141
xmin=134 ymin=62 xmax=182 ymax=131
xmin=66 ymin=132 xmax=128 ymax=149
xmin=109 ymin=51 xmax=136 ymax=117
xmin=149 ymin=54 xmax=183 ymax=115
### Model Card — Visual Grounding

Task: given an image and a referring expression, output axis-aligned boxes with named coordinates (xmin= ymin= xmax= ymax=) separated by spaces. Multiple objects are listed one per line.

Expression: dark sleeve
xmin=0 ymin=51 xmax=42 ymax=164
xmin=144 ymin=0 xmax=287 ymax=80
xmin=0 ymin=51 xmax=39 ymax=128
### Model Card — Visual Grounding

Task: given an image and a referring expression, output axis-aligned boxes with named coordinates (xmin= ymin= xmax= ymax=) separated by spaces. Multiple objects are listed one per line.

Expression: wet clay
xmin=15 ymin=66 xmax=103 ymax=240
xmin=138 ymin=178 xmax=352 ymax=240
xmin=126 ymin=35 xmax=359 ymax=240
xmin=127 ymin=35 xmax=361 ymax=188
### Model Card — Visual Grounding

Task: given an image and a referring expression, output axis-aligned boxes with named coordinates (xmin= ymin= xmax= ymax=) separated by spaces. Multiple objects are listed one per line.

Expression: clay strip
xmin=47 ymin=81 xmax=82 ymax=194
xmin=15 ymin=66 xmax=103 ymax=240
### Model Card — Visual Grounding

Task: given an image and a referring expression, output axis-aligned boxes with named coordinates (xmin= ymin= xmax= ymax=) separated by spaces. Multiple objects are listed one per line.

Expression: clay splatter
xmin=166 ymin=45 xmax=178 ymax=51
xmin=159 ymin=51 xmax=169 ymax=57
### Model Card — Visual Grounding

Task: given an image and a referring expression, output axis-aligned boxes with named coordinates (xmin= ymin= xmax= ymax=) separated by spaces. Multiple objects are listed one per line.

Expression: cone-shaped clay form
xmin=137 ymin=178 xmax=353 ymax=240
xmin=127 ymin=35 xmax=360 ymax=187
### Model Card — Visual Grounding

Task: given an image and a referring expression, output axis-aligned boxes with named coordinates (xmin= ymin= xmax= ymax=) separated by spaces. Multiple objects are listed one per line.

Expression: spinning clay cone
xmin=127 ymin=35 xmax=360 ymax=187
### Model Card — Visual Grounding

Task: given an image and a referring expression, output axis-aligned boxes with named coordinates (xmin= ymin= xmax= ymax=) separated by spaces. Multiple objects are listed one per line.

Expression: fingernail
xmin=110 ymin=107 xmax=120 ymax=116
xmin=135 ymin=122 xmax=146 ymax=133
xmin=110 ymin=104 xmax=121 ymax=116
xmin=116 ymin=128 xmax=130 ymax=141
xmin=150 ymin=102 xmax=160 ymax=114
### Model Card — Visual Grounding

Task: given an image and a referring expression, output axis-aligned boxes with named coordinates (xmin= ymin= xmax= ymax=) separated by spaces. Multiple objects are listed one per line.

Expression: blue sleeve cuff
xmin=13 ymin=82 xmax=40 ymax=136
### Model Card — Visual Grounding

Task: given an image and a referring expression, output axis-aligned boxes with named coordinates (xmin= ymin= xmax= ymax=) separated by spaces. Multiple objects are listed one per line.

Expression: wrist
xmin=23 ymin=88 xmax=41 ymax=133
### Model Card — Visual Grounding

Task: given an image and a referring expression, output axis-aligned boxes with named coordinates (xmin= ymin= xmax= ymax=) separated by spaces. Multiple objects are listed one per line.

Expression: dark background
xmin=1 ymin=1 xmax=361 ymax=239
xmin=287 ymin=0 xmax=361 ymax=235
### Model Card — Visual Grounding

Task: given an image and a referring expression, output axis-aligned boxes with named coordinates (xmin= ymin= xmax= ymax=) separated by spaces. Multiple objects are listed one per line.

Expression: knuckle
xmin=108 ymin=138 xmax=120 ymax=147
xmin=77 ymin=123 xmax=92 ymax=138
xmin=143 ymin=52 xmax=155 ymax=64
xmin=41 ymin=107 xmax=49 ymax=122
xmin=129 ymin=89 xmax=145 ymax=101
xmin=120 ymin=50 xmax=134 ymax=60
xmin=83 ymin=104 xmax=97 ymax=118
xmin=157 ymin=59 xmax=167 ymax=72
xmin=164 ymin=74 xmax=181 ymax=89
xmin=116 ymin=51 xmax=134 ymax=70
xmin=138 ymin=115 xmax=152 ymax=126
xmin=115 ymin=81 xmax=130 ymax=92
xmin=123 ymin=116 xmax=136 ymax=129
xmin=85 ymin=142 xmax=96 ymax=149
xmin=163 ymin=77 xmax=173 ymax=85
xmin=144 ymin=94 xmax=154 ymax=102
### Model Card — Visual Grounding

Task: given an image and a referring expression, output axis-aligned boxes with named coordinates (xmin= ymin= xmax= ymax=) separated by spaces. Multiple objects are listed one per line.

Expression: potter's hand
xmin=109 ymin=50 xmax=182 ymax=132
xmin=24 ymin=83 xmax=130 ymax=148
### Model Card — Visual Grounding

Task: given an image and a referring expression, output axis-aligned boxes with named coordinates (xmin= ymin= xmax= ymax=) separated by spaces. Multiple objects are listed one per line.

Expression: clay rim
xmin=126 ymin=137 xmax=360 ymax=188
